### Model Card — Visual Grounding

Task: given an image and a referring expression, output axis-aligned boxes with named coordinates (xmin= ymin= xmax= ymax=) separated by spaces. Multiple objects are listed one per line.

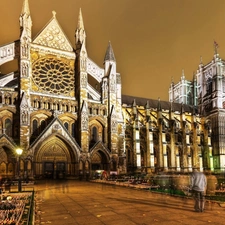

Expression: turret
xmin=104 ymin=41 xmax=116 ymax=74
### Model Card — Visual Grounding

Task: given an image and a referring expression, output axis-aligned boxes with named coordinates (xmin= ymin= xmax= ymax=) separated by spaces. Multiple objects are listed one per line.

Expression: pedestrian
xmin=190 ymin=167 xmax=207 ymax=212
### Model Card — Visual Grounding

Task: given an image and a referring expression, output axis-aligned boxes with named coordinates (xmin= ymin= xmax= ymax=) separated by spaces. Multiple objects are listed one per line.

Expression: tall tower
xmin=196 ymin=45 xmax=225 ymax=170
xmin=104 ymin=42 xmax=118 ymax=154
xmin=75 ymin=9 xmax=89 ymax=152
xmin=169 ymin=70 xmax=196 ymax=105
xmin=19 ymin=0 xmax=32 ymax=150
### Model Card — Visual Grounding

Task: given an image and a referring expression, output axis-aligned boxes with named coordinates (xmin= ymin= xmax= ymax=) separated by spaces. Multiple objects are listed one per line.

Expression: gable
xmin=33 ymin=12 xmax=73 ymax=52
xmin=0 ymin=135 xmax=16 ymax=150
xmin=30 ymin=118 xmax=80 ymax=151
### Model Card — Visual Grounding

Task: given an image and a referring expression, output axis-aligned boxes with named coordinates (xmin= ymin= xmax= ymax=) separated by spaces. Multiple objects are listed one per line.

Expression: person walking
xmin=190 ymin=168 xmax=207 ymax=212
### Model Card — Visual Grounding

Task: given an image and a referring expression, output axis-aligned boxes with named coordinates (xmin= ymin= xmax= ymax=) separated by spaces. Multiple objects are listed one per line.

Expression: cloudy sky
xmin=1 ymin=0 xmax=225 ymax=101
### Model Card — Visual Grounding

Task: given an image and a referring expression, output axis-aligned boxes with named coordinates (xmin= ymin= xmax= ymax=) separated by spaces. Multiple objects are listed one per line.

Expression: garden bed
xmin=0 ymin=192 xmax=34 ymax=225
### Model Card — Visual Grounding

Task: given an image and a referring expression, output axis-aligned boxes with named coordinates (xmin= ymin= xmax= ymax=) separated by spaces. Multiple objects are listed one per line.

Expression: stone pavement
xmin=33 ymin=180 xmax=225 ymax=225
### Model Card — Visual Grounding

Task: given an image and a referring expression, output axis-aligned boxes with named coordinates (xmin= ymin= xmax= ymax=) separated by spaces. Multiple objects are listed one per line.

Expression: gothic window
xmin=92 ymin=126 xmax=98 ymax=142
xmin=89 ymin=126 xmax=98 ymax=148
xmin=153 ymin=132 xmax=159 ymax=145
xmin=166 ymin=133 xmax=171 ymax=143
xmin=206 ymin=78 xmax=212 ymax=95
xmin=178 ymin=132 xmax=182 ymax=143
xmin=32 ymin=57 xmax=74 ymax=96
xmin=187 ymin=92 xmax=192 ymax=105
xmin=71 ymin=123 xmax=75 ymax=137
xmin=32 ymin=119 xmax=38 ymax=136
xmin=40 ymin=120 xmax=46 ymax=133
xmin=166 ymin=146 xmax=171 ymax=168
xmin=64 ymin=122 xmax=69 ymax=131
xmin=5 ymin=118 xmax=12 ymax=137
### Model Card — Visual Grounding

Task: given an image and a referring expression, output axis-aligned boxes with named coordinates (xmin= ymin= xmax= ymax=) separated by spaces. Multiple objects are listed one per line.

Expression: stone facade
xmin=0 ymin=0 xmax=214 ymax=179
xmin=169 ymin=45 xmax=225 ymax=172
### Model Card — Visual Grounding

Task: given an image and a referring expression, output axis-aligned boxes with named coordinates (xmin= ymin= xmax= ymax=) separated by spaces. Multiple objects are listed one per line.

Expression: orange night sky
xmin=1 ymin=0 xmax=225 ymax=101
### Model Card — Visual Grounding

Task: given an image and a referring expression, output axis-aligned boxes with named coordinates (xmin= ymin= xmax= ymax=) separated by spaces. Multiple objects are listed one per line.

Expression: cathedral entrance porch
xmin=34 ymin=137 xmax=78 ymax=179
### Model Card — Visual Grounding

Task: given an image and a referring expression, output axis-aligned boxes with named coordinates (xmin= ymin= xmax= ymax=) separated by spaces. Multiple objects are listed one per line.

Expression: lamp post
xmin=16 ymin=148 xmax=23 ymax=192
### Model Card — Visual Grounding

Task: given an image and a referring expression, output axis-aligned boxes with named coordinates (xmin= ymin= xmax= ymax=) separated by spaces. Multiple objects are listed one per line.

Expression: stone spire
xmin=20 ymin=0 xmax=32 ymax=38
xmin=77 ymin=8 xmax=84 ymax=30
xmin=75 ymin=8 xmax=86 ymax=49
xmin=104 ymin=41 xmax=116 ymax=63
xmin=21 ymin=0 xmax=30 ymax=15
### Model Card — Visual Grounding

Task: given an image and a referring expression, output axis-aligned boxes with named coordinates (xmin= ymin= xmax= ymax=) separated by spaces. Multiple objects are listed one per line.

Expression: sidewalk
xmin=34 ymin=180 xmax=225 ymax=225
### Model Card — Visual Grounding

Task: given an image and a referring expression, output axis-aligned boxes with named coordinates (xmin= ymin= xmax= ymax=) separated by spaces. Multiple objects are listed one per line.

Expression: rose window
xmin=32 ymin=57 xmax=74 ymax=95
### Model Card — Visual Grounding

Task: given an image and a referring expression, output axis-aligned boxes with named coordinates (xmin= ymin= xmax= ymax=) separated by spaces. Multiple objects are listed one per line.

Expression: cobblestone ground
xmin=33 ymin=180 xmax=225 ymax=225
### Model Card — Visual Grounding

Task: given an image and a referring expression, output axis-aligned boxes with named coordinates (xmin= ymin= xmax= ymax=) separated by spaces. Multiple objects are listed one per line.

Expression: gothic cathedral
xmin=0 ymin=0 xmax=219 ymax=180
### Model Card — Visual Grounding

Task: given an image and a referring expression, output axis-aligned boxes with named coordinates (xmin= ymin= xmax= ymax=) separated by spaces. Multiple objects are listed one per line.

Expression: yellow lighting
xmin=16 ymin=148 xmax=23 ymax=156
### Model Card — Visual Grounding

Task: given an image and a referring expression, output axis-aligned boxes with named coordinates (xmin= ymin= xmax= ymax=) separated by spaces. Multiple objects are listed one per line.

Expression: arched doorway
xmin=34 ymin=136 xmax=77 ymax=179
xmin=0 ymin=146 xmax=15 ymax=179
xmin=91 ymin=150 xmax=109 ymax=171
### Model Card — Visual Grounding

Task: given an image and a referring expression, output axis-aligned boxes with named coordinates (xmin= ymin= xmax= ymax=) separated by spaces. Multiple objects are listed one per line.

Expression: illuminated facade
xmin=0 ymin=0 xmax=214 ymax=179
xmin=170 ymin=49 xmax=225 ymax=172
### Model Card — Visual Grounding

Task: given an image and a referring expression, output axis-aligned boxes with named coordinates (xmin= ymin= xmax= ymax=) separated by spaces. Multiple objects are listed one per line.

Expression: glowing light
xmin=16 ymin=148 xmax=23 ymax=155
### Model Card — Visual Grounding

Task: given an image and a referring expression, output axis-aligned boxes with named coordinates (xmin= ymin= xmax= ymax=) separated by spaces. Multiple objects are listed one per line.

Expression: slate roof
xmin=122 ymin=94 xmax=197 ymax=113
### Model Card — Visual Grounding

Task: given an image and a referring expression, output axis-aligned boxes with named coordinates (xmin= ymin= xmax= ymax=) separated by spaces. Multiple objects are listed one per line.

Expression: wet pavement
xmin=33 ymin=179 xmax=225 ymax=225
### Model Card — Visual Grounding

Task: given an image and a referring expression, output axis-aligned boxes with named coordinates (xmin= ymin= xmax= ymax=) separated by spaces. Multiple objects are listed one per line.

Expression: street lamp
xmin=16 ymin=148 xmax=23 ymax=192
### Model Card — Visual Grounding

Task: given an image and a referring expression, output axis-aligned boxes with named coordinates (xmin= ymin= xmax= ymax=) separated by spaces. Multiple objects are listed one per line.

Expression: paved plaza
xmin=33 ymin=180 xmax=225 ymax=225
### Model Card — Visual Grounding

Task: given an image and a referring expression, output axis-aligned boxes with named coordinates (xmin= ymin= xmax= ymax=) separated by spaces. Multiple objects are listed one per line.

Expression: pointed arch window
xmin=71 ymin=123 xmax=75 ymax=137
xmin=40 ymin=120 xmax=46 ymax=133
xmin=5 ymin=118 xmax=12 ymax=137
xmin=32 ymin=119 xmax=38 ymax=136
xmin=92 ymin=126 xmax=98 ymax=142
xmin=206 ymin=78 xmax=212 ymax=95
xmin=89 ymin=126 xmax=98 ymax=148
xmin=64 ymin=122 xmax=69 ymax=131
